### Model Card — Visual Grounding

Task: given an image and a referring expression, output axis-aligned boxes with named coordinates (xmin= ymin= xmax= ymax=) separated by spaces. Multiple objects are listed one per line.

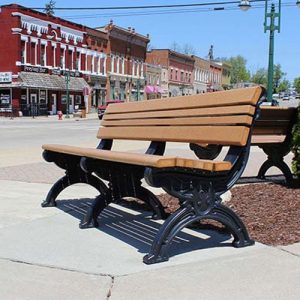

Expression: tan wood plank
xmin=257 ymin=107 xmax=297 ymax=120
xmin=101 ymin=115 xmax=253 ymax=127
xmin=103 ymin=105 xmax=256 ymax=121
xmin=253 ymin=128 xmax=287 ymax=135
xmin=42 ymin=144 xmax=232 ymax=172
xmin=251 ymin=135 xmax=286 ymax=144
xmin=97 ymin=126 xmax=250 ymax=146
xmin=105 ymin=86 xmax=263 ymax=114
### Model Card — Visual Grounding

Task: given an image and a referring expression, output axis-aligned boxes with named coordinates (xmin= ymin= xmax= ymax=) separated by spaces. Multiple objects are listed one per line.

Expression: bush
xmin=292 ymin=105 xmax=300 ymax=178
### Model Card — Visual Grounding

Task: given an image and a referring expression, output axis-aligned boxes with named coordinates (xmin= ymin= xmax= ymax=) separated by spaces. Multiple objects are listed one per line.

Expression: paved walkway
xmin=0 ymin=180 xmax=299 ymax=299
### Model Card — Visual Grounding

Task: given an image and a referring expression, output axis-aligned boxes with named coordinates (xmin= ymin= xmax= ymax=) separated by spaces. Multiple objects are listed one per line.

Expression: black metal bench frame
xmin=190 ymin=107 xmax=298 ymax=185
xmin=42 ymin=99 xmax=263 ymax=265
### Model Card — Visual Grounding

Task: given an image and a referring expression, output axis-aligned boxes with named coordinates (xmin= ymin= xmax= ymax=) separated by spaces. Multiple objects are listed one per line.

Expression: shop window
xmin=61 ymin=94 xmax=67 ymax=104
xmin=39 ymin=90 xmax=47 ymax=104
xmin=0 ymin=89 xmax=11 ymax=112
xmin=75 ymin=95 xmax=82 ymax=105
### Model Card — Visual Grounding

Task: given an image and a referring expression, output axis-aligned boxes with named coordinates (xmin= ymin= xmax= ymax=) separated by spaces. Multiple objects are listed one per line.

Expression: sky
xmin=1 ymin=0 xmax=300 ymax=81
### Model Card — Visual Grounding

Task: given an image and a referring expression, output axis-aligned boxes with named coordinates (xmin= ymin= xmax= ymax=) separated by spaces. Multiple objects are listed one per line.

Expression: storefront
xmin=144 ymin=85 xmax=162 ymax=100
xmin=88 ymin=75 xmax=107 ymax=110
xmin=13 ymin=72 xmax=88 ymax=116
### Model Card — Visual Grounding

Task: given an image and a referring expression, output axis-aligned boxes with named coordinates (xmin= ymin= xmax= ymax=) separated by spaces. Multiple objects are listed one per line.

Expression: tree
xmin=273 ymin=64 xmax=286 ymax=91
xmin=223 ymin=56 xmax=250 ymax=84
xmin=251 ymin=68 xmax=267 ymax=86
xmin=294 ymin=77 xmax=300 ymax=93
xmin=182 ymin=43 xmax=196 ymax=55
xmin=44 ymin=0 xmax=56 ymax=16
xmin=277 ymin=79 xmax=290 ymax=93
xmin=170 ymin=41 xmax=181 ymax=52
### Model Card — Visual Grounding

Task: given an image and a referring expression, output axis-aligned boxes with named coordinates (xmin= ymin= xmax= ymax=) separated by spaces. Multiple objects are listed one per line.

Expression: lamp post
xmin=64 ymin=71 xmax=70 ymax=118
xmin=239 ymin=0 xmax=299 ymax=104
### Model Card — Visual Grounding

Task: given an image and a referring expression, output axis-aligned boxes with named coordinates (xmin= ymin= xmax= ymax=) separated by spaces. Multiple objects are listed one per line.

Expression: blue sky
xmin=2 ymin=0 xmax=300 ymax=81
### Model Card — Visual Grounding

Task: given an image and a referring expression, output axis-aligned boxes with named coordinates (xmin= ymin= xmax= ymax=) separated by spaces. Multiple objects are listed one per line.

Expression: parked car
xmin=98 ymin=100 xmax=124 ymax=119
xmin=282 ymin=95 xmax=289 ymax=101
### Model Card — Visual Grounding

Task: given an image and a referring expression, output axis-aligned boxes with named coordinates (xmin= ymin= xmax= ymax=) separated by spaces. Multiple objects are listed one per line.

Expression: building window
xmin=31 ymin=42 xmax=36 ymax=65
xmin=40 ymin=45 xmax=46 ymax=66
xmin=21 ymin=41 xmax=26 ymax=64
xmin=52 ymin=46 xmax=56 ymax=67
xmin=180 ymin=71 xmax=184 ymax=82
xmin=60 ymin=49 xmax=65 ymax=68
xmin=68 ymin=50 xmax=73 ymax=70
xmin=75 ymin=52 xmax=80 ymax=70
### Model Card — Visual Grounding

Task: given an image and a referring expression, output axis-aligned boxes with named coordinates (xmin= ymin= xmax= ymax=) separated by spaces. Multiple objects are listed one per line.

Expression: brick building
xmin=145 ymin=63 xmax=162 ymax=99
xmin=192 ymin=55 xmax=210 ymax=93
xmin=208 ymin=61 xmax=222 ymax=92
xmin=146 ymin=49 xmax=194 ymax=97
xmin=95 ymin=21 xmax=149 ymax=101
xmin=85 ymin=27 xmax=108 ymax=110
xmin=0 ymin=4 xmax=109 ymax=116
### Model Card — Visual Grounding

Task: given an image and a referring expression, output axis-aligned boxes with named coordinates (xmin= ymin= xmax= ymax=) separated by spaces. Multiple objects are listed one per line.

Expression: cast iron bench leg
xmin=143 ymin=186 xmax=254 ymax=265
xmin=41 ymin=172 xmax=107 ymax=207
xmin=79 ymin=192 xmax=111 ymax=228
xmin=136 ymin=186 xmax=167 ymax=220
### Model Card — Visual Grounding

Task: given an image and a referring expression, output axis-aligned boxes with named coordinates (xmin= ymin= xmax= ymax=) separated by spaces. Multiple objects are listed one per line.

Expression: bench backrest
xmin=254 ymin=106 xmax=297 ymax=135
xmin=98 ymin=87 xmax=263 ymax=147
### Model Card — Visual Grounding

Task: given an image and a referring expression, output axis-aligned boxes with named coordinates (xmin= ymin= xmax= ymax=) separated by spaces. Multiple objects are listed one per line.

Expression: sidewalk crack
xmin=106 ymin=276 xmax=115 ymax=300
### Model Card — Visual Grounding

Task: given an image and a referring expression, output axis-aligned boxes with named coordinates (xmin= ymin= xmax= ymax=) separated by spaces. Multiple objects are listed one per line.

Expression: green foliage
xmin=277 ymin=79 xmax=290 ymax=93
xmin=44 ymin=0 xmax=56 ymax=15
xmin=292 ymin=105 xmax=300 ymax=178
xmin=273 ymin=64 xmax=286 ymax=90
xmin=223 ymin=56 xmax=250 ymax=84
xmin=294 ymin=77 xmax=300 ymax=93
xmin=251 ymin=68 xmax=267 ymax=86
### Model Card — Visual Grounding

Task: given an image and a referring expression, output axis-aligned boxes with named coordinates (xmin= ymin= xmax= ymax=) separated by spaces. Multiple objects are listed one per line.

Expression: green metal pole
xmin=266 ymin=4 xmax=276 ymax=102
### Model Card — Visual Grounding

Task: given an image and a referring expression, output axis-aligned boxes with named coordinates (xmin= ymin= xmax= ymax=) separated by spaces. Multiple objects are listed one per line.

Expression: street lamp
xmin=64 ymin=71 xmax=70 ymax=118
xmin=239 ymin=0 xmax=251 ymax=11
xmin=239 ymin=0 xmax=299 ymax=104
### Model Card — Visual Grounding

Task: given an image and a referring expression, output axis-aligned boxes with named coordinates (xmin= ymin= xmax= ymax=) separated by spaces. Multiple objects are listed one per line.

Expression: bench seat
xmin=42 ymin=144 xmax=232 ymax=172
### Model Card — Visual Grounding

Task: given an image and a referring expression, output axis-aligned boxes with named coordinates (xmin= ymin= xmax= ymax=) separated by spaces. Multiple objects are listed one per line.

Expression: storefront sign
xmin=51 ymin=68 xmax=61 ymax=76
xmin=22 ymin=66 xmax=48 ymax=74
xmin=62 ymin=70 xmax=82 ymax=78
xmin=0 ymin=72 xmax=12 ymax=83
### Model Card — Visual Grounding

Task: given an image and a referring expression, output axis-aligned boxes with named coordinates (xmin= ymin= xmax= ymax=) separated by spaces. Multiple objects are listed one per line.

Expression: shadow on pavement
xmin=55 ymin=198 xmax=232 ymax=258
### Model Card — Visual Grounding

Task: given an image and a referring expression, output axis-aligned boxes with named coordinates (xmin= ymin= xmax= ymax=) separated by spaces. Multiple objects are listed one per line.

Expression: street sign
xmin=0 ymin=72 xmax=12 ymax=83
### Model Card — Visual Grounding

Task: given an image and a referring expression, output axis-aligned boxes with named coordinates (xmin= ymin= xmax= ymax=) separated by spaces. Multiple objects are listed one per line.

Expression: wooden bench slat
xmin=101 ymin=115 xmax=253 ymax=127
xmin=105 ymin=86 xmax=263 ymax=114
xmin=253 ymin=128 xmax=288 ymax=135
xmin=42 ymin=144 xmax=232 ymax=172
xmin=251 ymin=135 xmax=286 ymax=144
xmin=97 ymin=126 xmax=250 ymax=146
xmin=103 ymin=105 xmax=256 ymax=121
xmin=258 ymin=106 xmax=296 ymax=120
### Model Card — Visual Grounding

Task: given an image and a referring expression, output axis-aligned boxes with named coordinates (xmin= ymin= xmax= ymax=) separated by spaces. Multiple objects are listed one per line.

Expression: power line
xmin=58 ymin=2 xmax=297 ymax=20
xmin=29 ymin=1 xmax=266 ymax=11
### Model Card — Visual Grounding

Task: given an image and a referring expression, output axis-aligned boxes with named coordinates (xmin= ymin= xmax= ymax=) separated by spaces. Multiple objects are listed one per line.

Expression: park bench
xmin=191 ymin=106 xmax=298 ymax=184
xmin=41 ymin=86 xmax=264 ymax=264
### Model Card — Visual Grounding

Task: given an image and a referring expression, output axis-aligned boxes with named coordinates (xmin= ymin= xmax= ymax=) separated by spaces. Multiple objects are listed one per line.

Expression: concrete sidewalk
xmin=0 ymin=180 xmax=299 ymax=299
